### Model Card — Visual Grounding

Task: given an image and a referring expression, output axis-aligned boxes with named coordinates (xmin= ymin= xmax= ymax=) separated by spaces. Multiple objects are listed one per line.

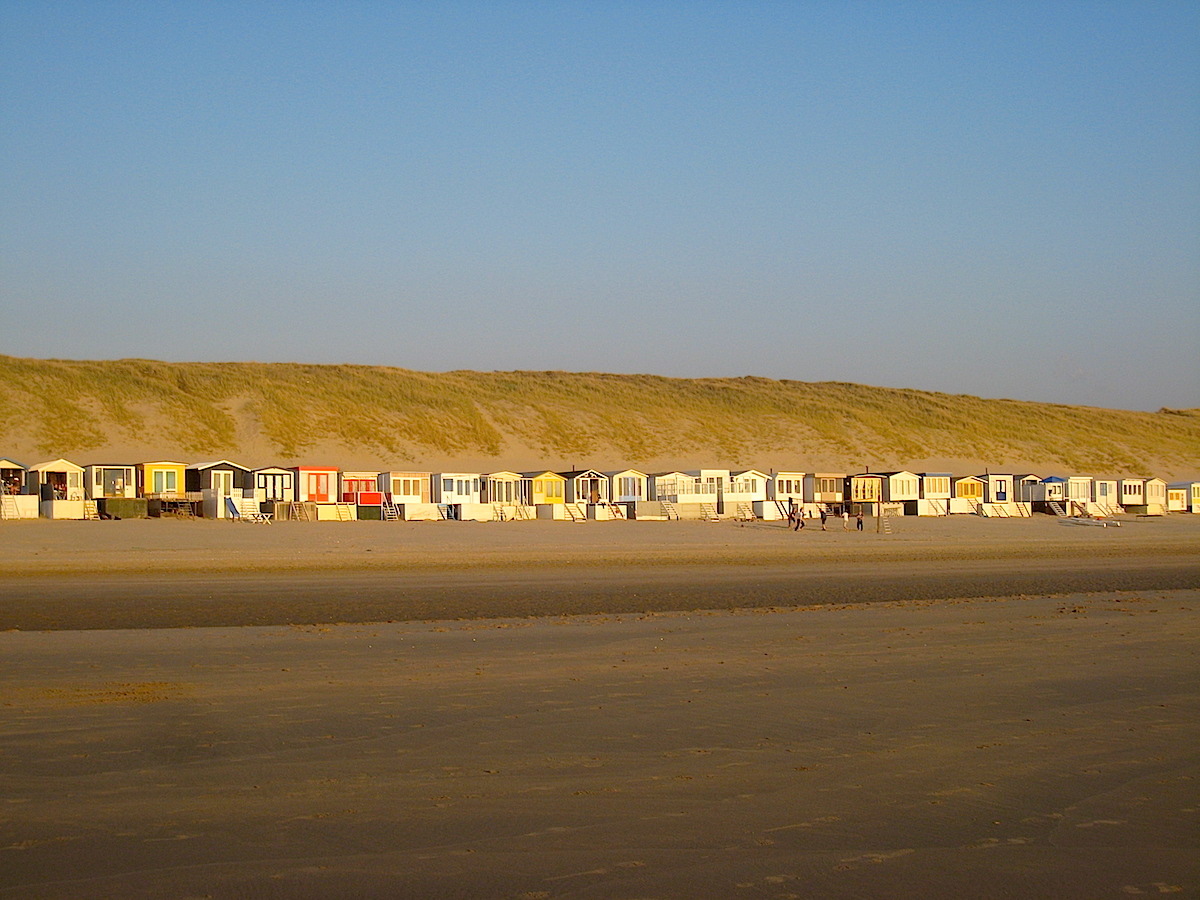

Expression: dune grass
xmin=0 ymin=355 xmax=1196 ymax=476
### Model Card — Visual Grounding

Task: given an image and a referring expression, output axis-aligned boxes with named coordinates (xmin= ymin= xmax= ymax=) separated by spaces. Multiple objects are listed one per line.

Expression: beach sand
xmin=1 ymin=516 xmax=1198 ymax=897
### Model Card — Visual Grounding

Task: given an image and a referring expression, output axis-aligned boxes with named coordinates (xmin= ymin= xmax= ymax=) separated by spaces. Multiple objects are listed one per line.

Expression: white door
xmin=212 ymin=470 xmax=234 ymax=516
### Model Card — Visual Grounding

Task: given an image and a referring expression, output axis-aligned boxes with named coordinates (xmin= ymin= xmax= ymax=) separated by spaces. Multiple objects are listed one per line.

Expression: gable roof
xmin=189 ymin=459 xmax=251 ymax=472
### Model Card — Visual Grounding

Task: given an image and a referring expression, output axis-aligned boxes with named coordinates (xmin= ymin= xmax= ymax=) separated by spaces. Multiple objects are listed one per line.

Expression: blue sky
xmin=2 ymin=1 xmax=1197 ymax=411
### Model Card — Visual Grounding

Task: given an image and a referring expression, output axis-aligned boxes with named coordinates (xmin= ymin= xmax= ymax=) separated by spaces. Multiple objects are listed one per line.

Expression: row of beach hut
xmin=1 ymin=457 xmax=1197 ymax=522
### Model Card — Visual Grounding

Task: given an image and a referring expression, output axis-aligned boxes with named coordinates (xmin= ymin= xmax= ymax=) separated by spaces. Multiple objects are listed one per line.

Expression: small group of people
xmin=787 ymin=502 xmax=864 ymax=532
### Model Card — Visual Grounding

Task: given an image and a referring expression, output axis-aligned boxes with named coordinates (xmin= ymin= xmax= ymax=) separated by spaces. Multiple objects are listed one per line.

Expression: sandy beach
xmin=1 ymin=514 xmax=1198 ymax=630
xmin=1 ymin=515 xmax=1198 ymax=898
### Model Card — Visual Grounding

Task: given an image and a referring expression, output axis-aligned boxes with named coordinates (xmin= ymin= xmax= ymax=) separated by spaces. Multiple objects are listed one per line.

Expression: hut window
xmin=153 ymin=470 xmax=178 ymax=493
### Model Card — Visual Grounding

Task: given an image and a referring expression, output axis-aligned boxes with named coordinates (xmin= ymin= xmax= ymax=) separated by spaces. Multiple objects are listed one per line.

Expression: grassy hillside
xmin=0 ymin=355 xmax=1196 ymax=477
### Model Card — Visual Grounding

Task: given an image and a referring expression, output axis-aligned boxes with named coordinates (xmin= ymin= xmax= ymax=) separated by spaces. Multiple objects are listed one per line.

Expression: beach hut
xmin=521 ymin=471 xmax=568 ymax=518
xmin=803 ymin=473 xmax=845 ymax=516
xmin=1166 ymin=484 xmax=1189 ymax=513
xmin=26 ymin=458 xmax=86 ymax=518
xmin=1023 ymin=476 xmax=1068 ymax=515
xmin=765 ymin=472 xmax=806 ymax=520
xmin=84 ymin=464 xmax=137 ymax=500
xmin=916 ymin=473 xmax=952 ymax=516
xmin=951 ymin=476 xmax=984 ymax=514
xmin=293 ymin=466 xmax=339 ymax=503
xmin=83 ymin=463 xmax=146 ymax=518
xmin=1013 ymin=475 xmax=1041 ymax=504
xmin=1091 ymin=478 xmax=1120 ymax=517
xmin=1118 ymin=478 xmax=1145 ymax=512
xmin=290 ymin=465 xmax=345 ymax=520
xmin=1 ymin=458 xmax=25 ymax=496
xmin=340 ymin=470 xmax=384 ymax=520
xmin=433 ymin=472 xmax=488 ymax=521
xmin=607 ymin=469 xmax=649 ymax=504
xmin=979 ymin=474 xmax=1023 ymax=516
xmin=845 ymin=473 xmax=884 ymax=517
xmin=1167 ymin=481 xmax=1200 ymax=513
xmin=651 ymin=471 xmax=719 ymax=519
xmin=607 ymin=469 xmax=659 ymax=519
xmin=139 ymin=460 xmax=187 ymax=497
xmin=1143 ymin=478 xmax=1167 ymax=516
xmin=1065 ymin=476 xmax=1093 ymax=516
xmin=880 ymin=471 xmax=920 ymax=512
xmin=727 ymin=470 xmax=769 ymax=519
xmin=691 ymin=469 xmax=731 ymax=515
xmin=187 ymin=460 xmax=253 ymax=519
xmin=379 ymin=471 xmax=435 ymax=520
xmin=0 ymin=458 xmax=37 ymax=519
xmin=252 ymin=466 xmax=296 ymax=504
xmin=482 ymin=471 xmax=533 ymax=520
xmin=138 ymin=460 xmax=194 ymax=516
xmin=560 ymin=469 xmax=611 ymax=505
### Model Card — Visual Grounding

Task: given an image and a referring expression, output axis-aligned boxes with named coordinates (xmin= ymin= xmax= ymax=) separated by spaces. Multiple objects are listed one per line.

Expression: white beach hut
xmin=482 ymin=471 xmax=534 ymax=520
xmin=83 ymin=464 xmax=137 ymax=500
xmin=1091 ymin=478 xmax=1120 ymax=517
xmin=607 ymin=469 xmax=649 ymax=504
xmin=379 ymin=471 xmax=436 ymax=520
xmin=1118 ymin=478 xmax=1145 ymax=511
xmin=253 ymin=467 xmax=296 ymax=505
xmin=27 ymin=458 xmax=86 ymax=518
xmin=917 ymin=473 xmax=952 ymax=516
xmin=979 ymin=473 xmax=1023 ymax=517
xmin=651 ymin=471 xmax=719 ymax=519
xmin=0 ymin=458 xmax=37 ymax=519
xmin=881 ymin=471 xmax=920 ymax=509
xmin=728 ymin=469 xmax=769 ymax=520
xmin=433 ymin=472 xmax=488 ymax=521
xmin=1065 ymin=476 xmax=1093 ymax=516
xmin=1143 ymin=478 xmax=1167 ymax=516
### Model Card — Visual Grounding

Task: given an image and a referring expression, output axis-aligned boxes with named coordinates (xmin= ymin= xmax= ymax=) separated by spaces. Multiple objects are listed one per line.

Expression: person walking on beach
xmin=856 ymin=511 xmax=864 ymax=531
xmin=790 ymin=501 xmax=805 ymax=531
xmin=819 ymin=508 xmax=828 ymax=531
xmin=842 ymin=509 xmax=850 ymax=530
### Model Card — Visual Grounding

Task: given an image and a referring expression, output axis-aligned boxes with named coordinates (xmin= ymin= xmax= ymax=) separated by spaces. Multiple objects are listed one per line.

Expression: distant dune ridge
xmin=1 ymin=355 xmax=1196 ymax=479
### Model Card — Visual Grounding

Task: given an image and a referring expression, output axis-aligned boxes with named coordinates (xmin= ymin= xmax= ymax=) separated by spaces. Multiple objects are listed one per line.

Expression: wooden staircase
xmin=660 ymin=500 xmax=680 ymax=521
xmin=382 ymin=499 xmax=400 ymax=521
xmin=699 ymin=502 xmax=720 ymax=521
xmin=734 ymin=501 xmax=755 ymax=521
xmin=1048 ymin=500 xmax=1067 ymax=517
xmin=565 ymin=502 xmax=587 ymax=522
xmin=0 ymin=495 xmax=19 ymax=519
xmin=594 ymin=502 xmax=625 ymax=520
xmin=289 ymin=501 xmax=312 ymax=522
xmin=83 ymin=499 xmax=99 ymax=520
xmin=333 ymin=502 xmax=355 ymax=521
xmin=436 ymin=504 xmax=452 ymax=520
